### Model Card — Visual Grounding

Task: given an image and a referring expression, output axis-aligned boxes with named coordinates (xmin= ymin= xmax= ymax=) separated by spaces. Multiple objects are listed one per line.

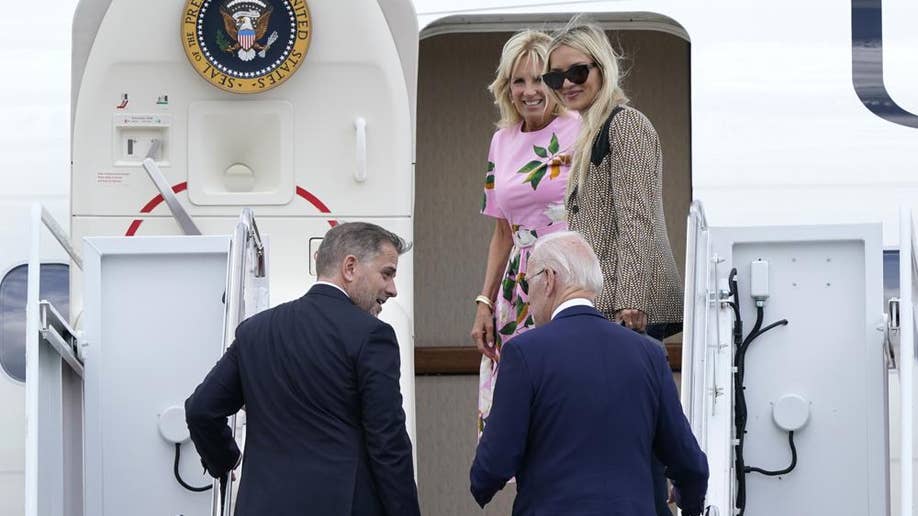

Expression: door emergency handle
xmin=354 ymin=117 xmax=367 ymax=183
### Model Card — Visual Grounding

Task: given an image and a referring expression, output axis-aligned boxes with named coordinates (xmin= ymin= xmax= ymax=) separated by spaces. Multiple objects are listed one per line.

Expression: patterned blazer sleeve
xmin=608 ymin=109 xmax=662 ymax=315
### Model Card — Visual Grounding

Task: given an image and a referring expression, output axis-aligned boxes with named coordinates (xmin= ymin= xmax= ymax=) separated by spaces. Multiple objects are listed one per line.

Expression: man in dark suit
xmin=185 ymin=222 xmax=421 ymax=516
xmin=470 ymin=231 xmax=708 ymax=516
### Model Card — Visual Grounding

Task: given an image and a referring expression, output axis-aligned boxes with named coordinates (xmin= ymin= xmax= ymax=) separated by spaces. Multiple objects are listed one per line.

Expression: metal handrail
xmin=681 ymin=206 xmax=701 ymax=409
xmin=25 ymin=204 xmax=83 ymax=516
xmin=239 ymin=208 xmax=265 ymax=278
xmin=689 ymin=200 xmax=709 ymax=231
xmin=681 ymin=200 xmax=709 ymax=425
xmin=898 ymin=207 xmax=916 ymax=516
xmin=214 ymin=208 xmax=263 ymax=516
xmin=40 ymin=205 xmax=82 ymax=270
xmin=141 ymin=140 xmax=202 ymax=236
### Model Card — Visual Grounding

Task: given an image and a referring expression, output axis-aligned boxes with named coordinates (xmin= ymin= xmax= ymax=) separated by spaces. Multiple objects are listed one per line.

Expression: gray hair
xmin=315 ymin=222 xmax=410 ymax=277
xmin=529 ymin=231 xmax=602 ymax=293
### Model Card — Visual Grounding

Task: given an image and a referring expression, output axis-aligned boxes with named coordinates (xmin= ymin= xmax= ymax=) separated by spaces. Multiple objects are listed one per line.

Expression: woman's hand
xmin=471 ymin=302 xmax=499 ymax=361
xmin=615 ymin=308 xmax=648 ymax=333
xmin=473 ymin=219 xmax=512 ymax=362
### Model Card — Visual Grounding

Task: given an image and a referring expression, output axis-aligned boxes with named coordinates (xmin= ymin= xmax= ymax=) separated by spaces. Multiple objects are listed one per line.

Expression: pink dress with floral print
xmin=478 ymin=112 xmax=581 ymax=432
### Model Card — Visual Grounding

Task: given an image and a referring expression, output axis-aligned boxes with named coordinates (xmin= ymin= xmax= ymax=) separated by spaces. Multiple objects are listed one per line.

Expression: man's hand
xmin=670 ymin=485 xmax=704 ymax=516
xmin=615 ymin=308 xmax=648 ymax=333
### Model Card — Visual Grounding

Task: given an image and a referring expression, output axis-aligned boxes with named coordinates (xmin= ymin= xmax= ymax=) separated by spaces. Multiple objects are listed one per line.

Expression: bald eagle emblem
xmin=182 ymin=0 xmax=312 ymax=93
xmin=219 ymin=0 xmax=278 ymax=62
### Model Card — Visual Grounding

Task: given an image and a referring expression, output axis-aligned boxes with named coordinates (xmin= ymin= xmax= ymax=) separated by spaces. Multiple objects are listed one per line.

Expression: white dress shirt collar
xmin=551 ymin=298 xmax=595 ymax=320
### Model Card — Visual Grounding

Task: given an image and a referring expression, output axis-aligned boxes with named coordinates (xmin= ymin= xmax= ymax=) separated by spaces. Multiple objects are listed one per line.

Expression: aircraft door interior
xmin=412 ymin=19 xmax=691 ymax=513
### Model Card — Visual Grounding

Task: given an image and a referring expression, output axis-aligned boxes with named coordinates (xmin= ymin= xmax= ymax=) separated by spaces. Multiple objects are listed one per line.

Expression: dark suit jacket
xmin=185 ymin=284 xmax=420 ymax=516
xmin=470 ymin=305 xmax=708 ymax=516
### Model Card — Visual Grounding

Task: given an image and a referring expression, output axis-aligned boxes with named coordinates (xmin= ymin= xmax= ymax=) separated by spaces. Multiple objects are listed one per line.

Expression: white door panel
xmin=72 ymin=0 xmax=414 ymax=218
xmin=71 ymin=215 xmax=418 ymax=456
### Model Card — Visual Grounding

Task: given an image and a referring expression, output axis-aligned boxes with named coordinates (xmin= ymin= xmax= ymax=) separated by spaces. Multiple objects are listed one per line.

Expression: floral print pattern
xmin=477 ymin=113 xmax=581 ymax=433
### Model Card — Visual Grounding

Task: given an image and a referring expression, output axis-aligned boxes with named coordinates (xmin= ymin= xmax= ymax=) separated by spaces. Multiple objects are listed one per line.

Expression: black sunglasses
xmin=542 ymin=63 xmax=596 ymax=90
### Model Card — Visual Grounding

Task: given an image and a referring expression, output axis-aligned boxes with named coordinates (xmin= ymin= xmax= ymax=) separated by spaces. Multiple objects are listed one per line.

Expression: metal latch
xmin=886 ymin=298 xmax=900 ymax=369
xmin=38 ymin=300 xmax=84 ymax=377
xmin=889 ymin=298 xmax=900 ymax=330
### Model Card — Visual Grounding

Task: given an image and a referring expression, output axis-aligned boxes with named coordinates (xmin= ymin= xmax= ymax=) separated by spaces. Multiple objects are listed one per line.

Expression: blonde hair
xmin=546 ymin=22 xmax=629 ymax=195
xmin=488 ymin=30 xmax=561 ymax=128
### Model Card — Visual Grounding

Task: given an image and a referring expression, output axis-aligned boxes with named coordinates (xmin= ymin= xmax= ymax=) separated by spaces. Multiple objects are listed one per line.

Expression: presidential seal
xmin=181 ymin=0 xmax=311 ymax=93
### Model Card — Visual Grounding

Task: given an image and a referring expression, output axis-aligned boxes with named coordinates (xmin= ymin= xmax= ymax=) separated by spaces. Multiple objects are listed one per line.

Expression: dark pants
xmin=645 ymin=322 xmax=682 ymax=516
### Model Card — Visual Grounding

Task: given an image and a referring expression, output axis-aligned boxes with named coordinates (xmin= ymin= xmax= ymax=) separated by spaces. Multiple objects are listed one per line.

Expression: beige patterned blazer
xmin=567 ymin=106 xmax=684 ymax=324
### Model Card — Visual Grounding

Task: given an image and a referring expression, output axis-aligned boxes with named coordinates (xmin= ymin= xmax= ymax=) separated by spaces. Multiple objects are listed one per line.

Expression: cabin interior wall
xmin=414 ymin=29 xmax=690 ymax=514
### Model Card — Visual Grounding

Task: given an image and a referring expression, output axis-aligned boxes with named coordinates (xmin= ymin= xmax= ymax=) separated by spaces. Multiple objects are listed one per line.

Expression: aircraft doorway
xmin=414 ymin=16 xmax=691 ymax=515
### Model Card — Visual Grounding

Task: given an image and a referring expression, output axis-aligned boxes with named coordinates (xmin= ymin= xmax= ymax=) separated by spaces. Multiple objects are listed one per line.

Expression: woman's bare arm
xmin=471 ymin=219 xmax=513 ymax=360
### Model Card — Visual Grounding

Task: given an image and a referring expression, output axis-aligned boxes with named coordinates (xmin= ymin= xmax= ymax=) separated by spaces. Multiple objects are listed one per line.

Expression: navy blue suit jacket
xmin=470 ymin=305 xmax=708 ymax=516
xmin=185 ymin=284 xmax=420 ymax=516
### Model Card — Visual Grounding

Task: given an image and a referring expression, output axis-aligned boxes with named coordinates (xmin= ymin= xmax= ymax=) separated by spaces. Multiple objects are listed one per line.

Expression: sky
xmin=0 ymin=0 xmax=79 ymax=198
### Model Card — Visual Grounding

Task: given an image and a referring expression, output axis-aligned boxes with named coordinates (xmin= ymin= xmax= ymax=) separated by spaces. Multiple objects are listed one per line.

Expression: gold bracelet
xmin=474 ymin=295 xmax=494 ymax=310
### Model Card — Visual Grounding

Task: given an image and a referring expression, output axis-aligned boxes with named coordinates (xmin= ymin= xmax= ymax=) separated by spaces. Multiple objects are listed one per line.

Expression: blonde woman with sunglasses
xmin=545 ymin=23 xmax=684 ymax=516
xmin=471 ymin=30 xmax=581 ymax=434
xmin=545 ymin=23 xmax=683 ymax=339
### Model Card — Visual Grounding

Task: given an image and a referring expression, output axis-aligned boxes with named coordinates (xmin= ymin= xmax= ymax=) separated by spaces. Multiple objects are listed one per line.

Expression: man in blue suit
xmin=185 ymin=222 xmax=421 ymax=516
xmin=470 ymin=231 xmax=708 ymax=516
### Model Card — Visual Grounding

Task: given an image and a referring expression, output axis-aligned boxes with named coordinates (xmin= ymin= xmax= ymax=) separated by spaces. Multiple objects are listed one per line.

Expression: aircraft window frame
xmin=0 ymin=262 xmax=70 ymax=383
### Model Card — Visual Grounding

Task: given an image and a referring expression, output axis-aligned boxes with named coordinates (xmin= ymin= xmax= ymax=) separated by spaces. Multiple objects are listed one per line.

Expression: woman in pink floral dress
xmin=471 ymin=30 xmax=581 ymax=432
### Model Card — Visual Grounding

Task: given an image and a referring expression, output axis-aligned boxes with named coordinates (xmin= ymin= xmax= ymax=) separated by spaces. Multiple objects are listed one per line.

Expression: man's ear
xmin=341 ymin=255 xmax=359 ymax=282
xmin=543 ymin=270 xmax=556 ymax=298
